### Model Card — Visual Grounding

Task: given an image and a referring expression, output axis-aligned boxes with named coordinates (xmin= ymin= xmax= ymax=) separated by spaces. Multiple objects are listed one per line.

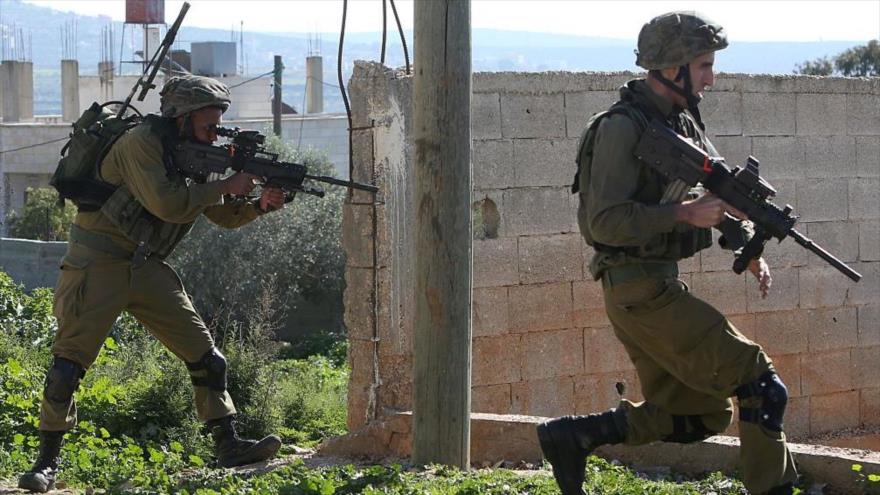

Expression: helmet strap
xmin=654 ymin=65 xmax=705 ymax=129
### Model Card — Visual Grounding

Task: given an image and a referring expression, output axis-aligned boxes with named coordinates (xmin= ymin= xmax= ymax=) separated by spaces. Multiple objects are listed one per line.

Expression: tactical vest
xmin=573 ymin=100 xmax=711 ymax=261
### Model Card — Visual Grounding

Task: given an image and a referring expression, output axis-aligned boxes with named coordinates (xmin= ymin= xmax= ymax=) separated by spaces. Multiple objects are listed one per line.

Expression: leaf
xmin=13 ymin=433 xmax=25 ymax=445
xmin=189 ymin=454 xmax=205 ymax=467
xmin=100 ymin=427 xmax=110 ymax=438
xmin=170 ymin=441 xmax=184 ymax=453
xmin=853 ymin=464 xmax=864 ymax=472
xmin=869 ymin=474 xmax=880 ymax=483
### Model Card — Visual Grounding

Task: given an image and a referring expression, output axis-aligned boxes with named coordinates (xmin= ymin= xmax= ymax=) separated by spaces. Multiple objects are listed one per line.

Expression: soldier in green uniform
xmin=19 ymin=76 xmax=286 ymax=493
xmin=537 ymin=12 xmax=799 ymax=495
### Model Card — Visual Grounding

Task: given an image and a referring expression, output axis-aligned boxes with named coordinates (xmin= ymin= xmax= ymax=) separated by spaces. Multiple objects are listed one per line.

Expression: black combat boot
xmin=208 ymin=415 xmax=282 ymax=468
xmin=537 ymin=409 xmax=626 ymax=495
xmin=18 ymin=430 xmax=64 ymax=493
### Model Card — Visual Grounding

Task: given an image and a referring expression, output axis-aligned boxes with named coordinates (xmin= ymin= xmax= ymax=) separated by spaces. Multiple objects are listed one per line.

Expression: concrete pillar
xmin=306 ymin=55 xmax=323 ymax=114
xmin=61 ymin=60 xmax=80 ymax=121
xmin=1 ymin=61 xmax=35 ymax=122
xmin=98 ymin=61 xmax=114 ymax=102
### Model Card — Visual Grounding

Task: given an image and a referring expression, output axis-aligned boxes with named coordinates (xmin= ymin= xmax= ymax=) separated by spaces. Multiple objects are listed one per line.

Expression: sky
xmin=21 ymin=0 xmax=880 ymax=42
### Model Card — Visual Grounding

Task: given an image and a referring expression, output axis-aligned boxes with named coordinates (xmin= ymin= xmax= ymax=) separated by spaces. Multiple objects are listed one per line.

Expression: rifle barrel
xmin=789 ymin=229 xmax=862 ymax=282
xmin=305 ymin=174 xmax=379 ymax=193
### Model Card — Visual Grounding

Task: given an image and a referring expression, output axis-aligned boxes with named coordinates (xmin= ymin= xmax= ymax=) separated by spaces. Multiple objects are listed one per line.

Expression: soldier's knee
xmin=186 ymin=348 xmax=227 ymax=392
xmin=44 ymin=356 xmax=85 ymax=404
xmin=735 ymin=371 xmax=788 ymax=432
xmin=663 ymin=414 xmax=722 ymax=443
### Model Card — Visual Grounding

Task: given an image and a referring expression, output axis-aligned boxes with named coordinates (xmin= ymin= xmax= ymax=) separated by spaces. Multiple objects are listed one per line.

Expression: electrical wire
xmin=388 ymin=0 xmax=410 ymax=74
xmin=0 ymin=137 xmax=69 ymax=155
xmin=338 ymin=0 xmax=353 ymax=182
xmin=380 ymin=0 xmax=388 ymax=64
xmin=227 ymin=69 xmax=275 ymax=89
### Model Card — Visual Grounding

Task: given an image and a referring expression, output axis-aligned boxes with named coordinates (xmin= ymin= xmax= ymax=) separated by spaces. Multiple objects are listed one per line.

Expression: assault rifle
xmin=634 ymin=119 xmax=861 ymax=282
xmin=172 ymin=126 xmax=378 ymax=199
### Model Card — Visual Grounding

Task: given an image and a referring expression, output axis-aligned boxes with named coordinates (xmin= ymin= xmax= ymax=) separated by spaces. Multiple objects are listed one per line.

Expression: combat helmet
xmin=159 ymin=75 xmax=231 ymax=118
xmin=635 ymin=11 xmax=728 ymax=70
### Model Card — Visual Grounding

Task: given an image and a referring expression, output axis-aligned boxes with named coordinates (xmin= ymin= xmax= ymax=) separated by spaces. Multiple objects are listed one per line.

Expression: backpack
xmin=50 ymin=102 xmax=142 ymax=211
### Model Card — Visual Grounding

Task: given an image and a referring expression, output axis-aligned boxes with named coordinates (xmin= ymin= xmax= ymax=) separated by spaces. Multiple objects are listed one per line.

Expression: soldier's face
xmin=687 ymin=51 xmax=716 ymax=102
xmin=188 ymin=107 xmax=224 ymax=144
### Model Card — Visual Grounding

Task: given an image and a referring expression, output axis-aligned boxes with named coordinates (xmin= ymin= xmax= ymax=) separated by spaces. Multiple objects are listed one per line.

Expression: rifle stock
xmin=634 ymin=119 xmax=861 ymax=282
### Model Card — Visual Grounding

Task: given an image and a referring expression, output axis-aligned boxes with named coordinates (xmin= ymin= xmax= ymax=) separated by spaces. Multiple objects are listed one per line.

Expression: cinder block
xmin=805 ymin=221 xmax=860 ymax=265
xmin=473 ymin=237 xmax=519 ymax=288
xmin=583 ymin=327 xmax=633 ymax=374
xmin=500 ymin=93 xmax=566 ymax=139
xmin=572 ymin=280 xmax=610 ymax=329
xmin=699 ymin=230 xmax=735 ymax=273
xmin=518 ymin=233 xmax=584 ymax=284
xmin=472 ymin=383 xmax=512 ymax=414
xmin=796 ymin=94 xmax=846 ymax=136
xmin=751 ymin=137 xmax=803 ymax=181
xmin=743 ymin=93 xmax=796 ymax=136
xmin=472 ymin=92 xmax=502 ymax=140
xmin=690 ymin=270 xmax=747 ymax=315
xmin=741 ymin=74 xmax=798 ymax=94
xmin=855 ymin=137 xmax=880 ymax=178
xmin=503 ymin=187 xmax=573 ymax=236
xmin=846 ymin=93 xmax=880 ymax=136
xmin=512 ymin=138 xmax=579 ymax=188
xmin=798 ymin=266 xmax=853 ymax=309
xmin=508 ymin=282 xmax=574 ymax=333
xmin=678 ymin=252 xmax=700 ymax=274
xmin=784 ymin=395 xmax=811 ymax=440
xmin=807 ymin=307 xmax=858 ymax=353
xmin=701 ymin=91 xmax=742 ymax=136
xmin=346 ymin=380 xmax=372 ymax=431
xmin=754 ymin=310 xmax=809 ymax=356
xmin=800 ymin=136 xmax=856 ymax=179
xmin=344 ymin=268 xmax=376 ymax=341
xmin=342 ymin=204 xmax=375 ymax=268
xmin=728 ymin=313 xmax=757 ymax=341
xmin=708 ymin=135 xmax=751 ymax=168
xmin=852 ymin=346 xmax=880 ymax=389
xmin=844 ymin=261 xmax=879 ymax=306
xmin=511 ymin=376 xmax=575 ymax=417
xmin=473 ymin=189 xmax=508 ymax=239
xmin=574 ymin=370 xmax=641 ymax=415
xmin=801 ymin=349 xmax=853 ymax=396
xmin=763 ymin=229 xmax=810 ymax=270
xmin=860 ymin=220 xmax=880 ymax=261
xmin=472 ymin=334 xmax=522 ymax=386
xmin=378 ymin=354 xmax=412 ymax=410
xmin=861 ymin=388 xmax=880 ymax=427
xmin=522 ymin=328 xmax=584 ymax=380
xmin=849 ymin=178 xmax=880 ymax=220
xmin=563 ymin=91 xmax=618 ymax=138
xmin=771 ymin=353 xmax=802 ymax=397
xmin=473 ymin=139 xmax=514 ymax=190
xmin=810 ymin=390 xmax=860 ymax=435
xmin=796 ymin=178 xmax=849 ymax=222
xmin=473 ymin=287 xmax=510 ymax=337
xmin=858 ymin=305 xmax=880 ymax=346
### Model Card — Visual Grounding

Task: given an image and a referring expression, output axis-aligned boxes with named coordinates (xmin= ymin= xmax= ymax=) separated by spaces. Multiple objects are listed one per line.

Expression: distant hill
xmin=0 ymin=0 xmax=867 ymax=115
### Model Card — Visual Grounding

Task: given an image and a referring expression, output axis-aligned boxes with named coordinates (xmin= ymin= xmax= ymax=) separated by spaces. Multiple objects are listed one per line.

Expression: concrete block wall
xmin=343 ymin=64 xmax=879 ymax=440
xmin=0 ymin=238 xmax=67 ymax=290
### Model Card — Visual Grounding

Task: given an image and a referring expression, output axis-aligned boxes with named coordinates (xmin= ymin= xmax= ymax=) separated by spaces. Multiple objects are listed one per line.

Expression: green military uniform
xmin=580 ymin=79 xmax=798 ymax=493
xmin=42 ymin=119 xmax=264 ymax=431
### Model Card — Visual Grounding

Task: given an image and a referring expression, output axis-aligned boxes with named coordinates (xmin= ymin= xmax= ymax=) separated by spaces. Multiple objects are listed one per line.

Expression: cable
xmin=307 ymin=75 xmax=341 ymax=89
xmin=380 ymin=0 xmax=388 ymax=64
xmin=227 ymin=69 xmax=274 ymax=89
xmin=388 ymin=0 xmax=410 ymax=74
xmin=338 ymin=0 xmax=353 ymax=182
xmin=0 ymin=137 xmax=68 ymax=155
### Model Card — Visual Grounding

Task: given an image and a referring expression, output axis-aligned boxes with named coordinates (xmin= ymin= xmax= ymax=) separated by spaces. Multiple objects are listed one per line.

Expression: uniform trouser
xmin=41 ymin=243 xmax=236 ymax=431
xmin=602 ymin=274 xmax=798 ymax=494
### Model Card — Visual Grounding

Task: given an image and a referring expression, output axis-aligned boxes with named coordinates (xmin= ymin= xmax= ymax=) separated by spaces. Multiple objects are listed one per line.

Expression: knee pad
xmin=186 ymin=348 xmax=227 ymax=392
xmin=735 ymin=371 xmax=788 ymax=432
xmin=44 ymin=357 xmax=85 ymax=404
xmin=663 ymin=415 xmax=717 ymax=444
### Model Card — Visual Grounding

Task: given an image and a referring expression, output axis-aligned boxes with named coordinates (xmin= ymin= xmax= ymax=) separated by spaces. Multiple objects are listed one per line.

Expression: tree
xmin=795 ymin=39 xmax=880 ymax=76
xmin=4 ymin=188 xmax=77 ymax=241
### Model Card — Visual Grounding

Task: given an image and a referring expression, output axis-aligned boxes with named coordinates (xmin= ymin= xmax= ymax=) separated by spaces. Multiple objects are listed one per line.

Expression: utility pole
xmin=273 ymin=54 xmax=282 ymax=137
xmin=411 ymin=0 xmax=473 ymax=469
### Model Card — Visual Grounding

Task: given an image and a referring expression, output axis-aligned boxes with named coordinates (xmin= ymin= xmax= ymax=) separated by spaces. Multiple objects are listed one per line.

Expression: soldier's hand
xmin=259 ymin=185 xmax=285 ymax=212
xmin=748 ymin=257 xmax=772 ymax=299
xmin=676 ymin=192 xmax=737 ymax=228
xmin=221 ymin=172 xmax=260 ymax=196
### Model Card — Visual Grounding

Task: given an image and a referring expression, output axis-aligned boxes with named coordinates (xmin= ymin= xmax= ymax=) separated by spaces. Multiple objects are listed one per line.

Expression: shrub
xmin=4 ymin=187 xmax=77 ymax=241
